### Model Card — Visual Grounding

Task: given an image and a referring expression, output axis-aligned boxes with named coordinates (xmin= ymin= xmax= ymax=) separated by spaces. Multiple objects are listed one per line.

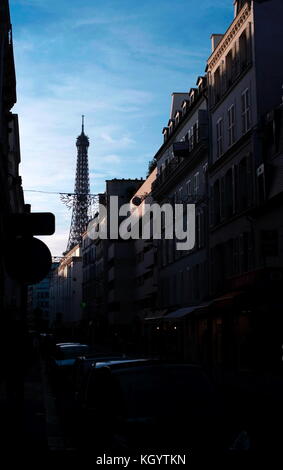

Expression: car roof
xmin=95 ymin=361 xmax=206 ymax=373
xmin=75 ymin=353 xmax=125 ymax=361
xmin=57 ymin=343 xmax=88 ymax=348
xmin=95 ymin=358 xmax=159 ymax=369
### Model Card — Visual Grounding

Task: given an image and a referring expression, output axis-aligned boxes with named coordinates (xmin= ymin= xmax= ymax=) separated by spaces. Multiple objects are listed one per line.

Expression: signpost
xmin=4 ymin=212 xmax=55 ymax=284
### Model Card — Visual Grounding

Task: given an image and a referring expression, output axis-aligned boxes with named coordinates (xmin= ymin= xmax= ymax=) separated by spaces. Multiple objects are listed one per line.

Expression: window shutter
xmin=210 ymin=185 xmax=214 ymax=227
xmin=220 ymin=177 xmax=225 ymax=220
xmin=233 ymin=237 xmax=239 ymax=275
xmin=248 ymin=231 xmax=254 ymax=270
xmin=247 ymin=152 xmax=253 ymax=207
xmin=233 ymin=164 xmax=239 ymax=214
xmin=210 ymin=248 xmax=215 ymax=294
xmin=200 ymin=210 xmax=204 ymax=248
xmin=239 ymin=233 xmax=244 ymax=273
xmin=247 ymin=22 xmax=252 ymax=64
xmin=232 ymin=42 xmax=237 ymax=77
xmin=221 ymin=59 xmax=225 ymax=95
xmin=235 ymin=40 xmax=240 ymax=76
xmin=232 ymin=165 xmax=236 ymax=214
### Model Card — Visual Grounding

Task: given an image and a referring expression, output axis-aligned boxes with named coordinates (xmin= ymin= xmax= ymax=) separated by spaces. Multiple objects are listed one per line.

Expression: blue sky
xmin=10 ymin=0 xmax=233 ymax=255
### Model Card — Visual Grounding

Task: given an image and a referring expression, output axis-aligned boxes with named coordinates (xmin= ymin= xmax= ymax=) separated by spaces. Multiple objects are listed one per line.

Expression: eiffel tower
xmin=66 ymin=116 xmax=90 ymax=252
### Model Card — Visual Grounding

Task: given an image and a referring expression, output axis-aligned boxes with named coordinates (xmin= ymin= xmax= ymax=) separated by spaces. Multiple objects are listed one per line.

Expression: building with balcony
xmin=205 ymin=0 xmax=283 ymax=371
xmin=156 ymin=84 xmax=209 ymax=305
xmin=148 ymin=78 xmax=210 ymax=360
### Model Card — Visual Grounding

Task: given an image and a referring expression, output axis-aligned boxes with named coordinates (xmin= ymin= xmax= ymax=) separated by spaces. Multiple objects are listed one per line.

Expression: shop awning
xmin=144 ymin=309 xmax=168 ymax=321
xmin=163 ymin=302 xmax=212 ymax=321
xmin=164 ymin=306 xmax=196 ymax=320
xmin=212 ymin=291 xmax=244 ymax=308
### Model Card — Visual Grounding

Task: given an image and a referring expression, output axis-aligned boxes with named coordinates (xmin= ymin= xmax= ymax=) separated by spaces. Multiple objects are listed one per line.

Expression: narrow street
xmin=1 ymin=0 xmax=283 ymax=463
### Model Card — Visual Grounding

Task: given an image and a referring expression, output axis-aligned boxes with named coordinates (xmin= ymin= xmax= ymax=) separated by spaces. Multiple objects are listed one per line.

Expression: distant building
xmin=27 ymin=262 xmax=59 ymax=330
xmin=87 ymin=178 xmax=144 ymax=347
xmin=49 ymin=245 xmax=83 ymax=331
xmin=81 ymin=228 xmax=97 ymax=341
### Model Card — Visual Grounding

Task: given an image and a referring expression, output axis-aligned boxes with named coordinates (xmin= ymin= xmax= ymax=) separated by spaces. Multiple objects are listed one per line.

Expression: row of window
xmin=160 ymin=120 xmax=201 ymax=176
xmin=159 ymin=213 xmax=206 ymax=268
xmin=211 ymin=232 xmax=254 ymax=290
xmin=83 ymin=248 xmax=96 ymax=266
xmin=83 ymin=266 xmax=96 ymax=283
xmin=173 ymin=163 xmax=208 ymax=202
xmin=163 ymin=79 xmax=206 ymax=142
xmin=36 ymin=301 xmax=49 ymax=309
xmin=36 ymin=291 xmax=49 ymax=299
xmin=211 ymin=155 xmax=252 ymax=226
xmin=212 ymin=26 xmax=251 ymax=105
xmin=216 ymin=88 xmax=251 ymax=159
xmin=160 ymin=262 xmax=208 ymax=307
xmin=184 ymin=121 xmax=200 ymax=150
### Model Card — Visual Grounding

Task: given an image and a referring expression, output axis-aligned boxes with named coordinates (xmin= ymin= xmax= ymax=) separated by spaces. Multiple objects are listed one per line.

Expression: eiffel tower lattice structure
xmin=65 ymin=115 xmax=91 ymax=252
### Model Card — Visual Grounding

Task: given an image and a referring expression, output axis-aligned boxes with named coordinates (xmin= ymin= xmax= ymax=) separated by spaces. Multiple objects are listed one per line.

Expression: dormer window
xmin=196 ymin=76 xmax=207 ymax=96
xmin=174 ymin=111 xmax=181 ymax=126
xmin=189 ymin=88 xmax=197 ymax=105
xmin=162 ymin=127 xmax=169 ymax=142
xmin=182 ymin=101 xmax=188 ymax=116
xmin=168 ymin=120 xmax=174 ymax=134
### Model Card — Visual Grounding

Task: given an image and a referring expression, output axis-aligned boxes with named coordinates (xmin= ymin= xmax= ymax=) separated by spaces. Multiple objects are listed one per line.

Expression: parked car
xmin=77 ymin=360 xmax=234 ymax=455
xmin=48 ymin=343 xmax=91 ymax=390
xmin=72 ymin=353 xmax=126 ymax=405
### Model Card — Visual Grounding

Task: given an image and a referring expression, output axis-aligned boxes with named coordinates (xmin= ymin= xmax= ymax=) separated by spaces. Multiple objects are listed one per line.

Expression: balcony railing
xmin=172 ymin=140 xmax=190 ymax=158
xmin=153 ymin=135 xmax=207 ymax=194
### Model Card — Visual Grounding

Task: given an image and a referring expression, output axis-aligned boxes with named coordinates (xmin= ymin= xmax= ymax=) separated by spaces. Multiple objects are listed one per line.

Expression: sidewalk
xmin=22 ymin=359 xmax=49 ymax=454
xmin=0 ymin=358 xmax=48 ymax=455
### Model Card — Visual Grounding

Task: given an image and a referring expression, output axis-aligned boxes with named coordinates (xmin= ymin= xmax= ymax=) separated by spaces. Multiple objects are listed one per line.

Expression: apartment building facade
xmin=150 ymin=79 xmax=209 ymax=360
xmin=206 ymin=0 xmax=283 ymax=370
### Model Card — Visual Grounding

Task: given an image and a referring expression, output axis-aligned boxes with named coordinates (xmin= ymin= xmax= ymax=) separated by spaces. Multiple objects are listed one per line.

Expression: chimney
xmin=211 ymin=34 xmax=224 ymax=52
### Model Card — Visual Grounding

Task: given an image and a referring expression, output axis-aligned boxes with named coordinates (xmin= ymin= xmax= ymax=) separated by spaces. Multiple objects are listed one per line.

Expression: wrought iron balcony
xmin=152 ymin=136 xmax=207 ymax=197
xmin=172 ymin=141 xmax=190 ymax=158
